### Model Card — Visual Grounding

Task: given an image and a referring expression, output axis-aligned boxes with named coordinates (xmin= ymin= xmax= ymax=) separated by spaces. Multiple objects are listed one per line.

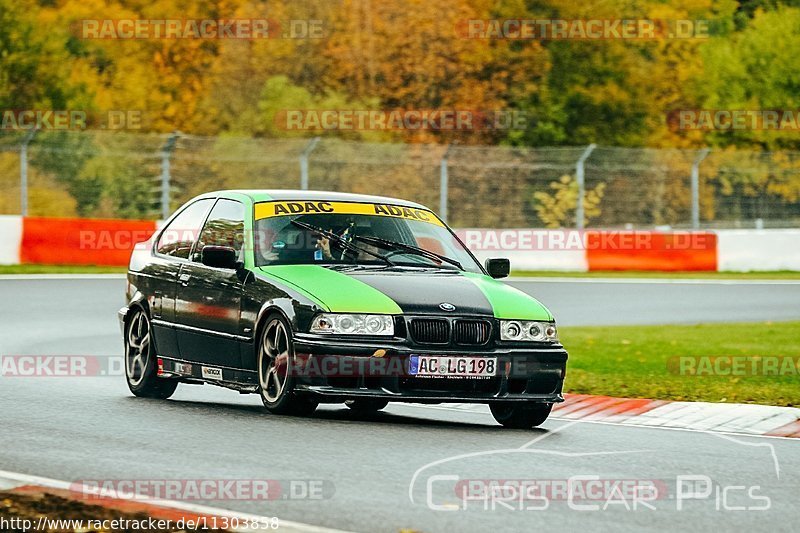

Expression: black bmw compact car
xmin=120 ymin=190 xmax=568 ymax=428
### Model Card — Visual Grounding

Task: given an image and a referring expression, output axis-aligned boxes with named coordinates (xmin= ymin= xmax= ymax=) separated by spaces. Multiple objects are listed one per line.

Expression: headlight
xmin=500 ymin=320 xmax=558 ymax=342
xmin=310 ymin=314 xmax=394 ymax=336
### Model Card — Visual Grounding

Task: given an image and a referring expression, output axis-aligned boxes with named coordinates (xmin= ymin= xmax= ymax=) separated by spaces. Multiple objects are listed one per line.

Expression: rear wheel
xmin=489 ymin=403 xmax=551 ymax=429
xmin=125 ymin=308 xmax=178 ymax=399
xmin=345 ymin=398 xmax=389 ymax=413
xmin=257 ymin=315 xmax=317 ymax=416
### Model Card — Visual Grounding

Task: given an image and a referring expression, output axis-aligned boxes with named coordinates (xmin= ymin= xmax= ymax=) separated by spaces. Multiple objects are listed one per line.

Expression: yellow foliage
xmin=0 ymin=152 xmax=78 ymax=216
xmin=27 ymin=187 xmax=79 ymax=217
xmin=533 ymin=175 xmax=606 ymax=228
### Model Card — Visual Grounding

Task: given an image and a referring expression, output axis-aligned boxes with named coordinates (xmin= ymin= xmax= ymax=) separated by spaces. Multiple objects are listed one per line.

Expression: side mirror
xmin=485 ymin=258 xmax=510 ymax=279
xmin=201 ymin=245 xmax=238 ymax=269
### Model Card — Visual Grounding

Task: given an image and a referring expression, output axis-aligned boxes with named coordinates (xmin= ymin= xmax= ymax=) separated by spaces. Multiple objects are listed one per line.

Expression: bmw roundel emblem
xmin=439 ymin=302 xmax=456 ymax=312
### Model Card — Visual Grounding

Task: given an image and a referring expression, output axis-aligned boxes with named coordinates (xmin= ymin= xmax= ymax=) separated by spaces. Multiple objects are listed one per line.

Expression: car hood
xmin=256 ymin=265 xmax=553 ymax=321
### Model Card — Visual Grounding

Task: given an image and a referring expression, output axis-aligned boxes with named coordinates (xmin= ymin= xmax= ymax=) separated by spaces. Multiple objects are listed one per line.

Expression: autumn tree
xmin=533 ymin=175 xmax=606 ymax=228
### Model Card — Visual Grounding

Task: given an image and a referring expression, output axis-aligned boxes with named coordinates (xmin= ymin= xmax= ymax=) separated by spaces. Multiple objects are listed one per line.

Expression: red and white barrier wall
xmin=0 ymin=216 xmax=23 ymax=265
xmin=458 ymin=228 xmax=800 ymax=272
xmin=0 ymin=216 xmax=157 ymax=267
xmin=716 ymin=230 xmax=800 ymax=272
xmin=1 ymin=216 xmax=800 ymax=271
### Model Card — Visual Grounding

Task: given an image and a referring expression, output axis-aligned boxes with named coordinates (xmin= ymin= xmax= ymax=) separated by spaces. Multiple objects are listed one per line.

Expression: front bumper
xmin=292 ymin=334 xmax=567 ymax=404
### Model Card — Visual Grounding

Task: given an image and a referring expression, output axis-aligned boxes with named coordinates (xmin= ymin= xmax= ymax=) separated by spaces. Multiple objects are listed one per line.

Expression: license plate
xmin=409 ymin=356 xmax=497 ymax=378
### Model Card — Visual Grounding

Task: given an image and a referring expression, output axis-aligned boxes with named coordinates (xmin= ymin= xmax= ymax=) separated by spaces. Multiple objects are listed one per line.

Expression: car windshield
xmin=253 ymin=201 xmax=482 ymax=273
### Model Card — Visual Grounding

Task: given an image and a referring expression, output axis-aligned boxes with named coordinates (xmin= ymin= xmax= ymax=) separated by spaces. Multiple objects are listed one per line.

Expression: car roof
xmin=203 ymin=189 xmax=431 ymax=210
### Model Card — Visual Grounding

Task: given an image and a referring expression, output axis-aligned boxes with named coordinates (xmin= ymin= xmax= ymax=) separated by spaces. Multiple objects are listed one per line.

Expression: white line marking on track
xmin=0 ymin=469 xmax=355 ymax=533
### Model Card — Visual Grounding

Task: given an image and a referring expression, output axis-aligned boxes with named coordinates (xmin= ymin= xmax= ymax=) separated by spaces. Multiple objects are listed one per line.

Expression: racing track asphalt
xmin=1 ymin=277 xmax=799 ymax=532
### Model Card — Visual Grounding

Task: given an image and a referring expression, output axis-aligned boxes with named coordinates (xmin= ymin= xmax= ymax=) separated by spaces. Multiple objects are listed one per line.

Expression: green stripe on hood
xmin=257 ymin=265 xmax=403 ymax=314
xmin=463 ymin=272 xmax=553 ymax=321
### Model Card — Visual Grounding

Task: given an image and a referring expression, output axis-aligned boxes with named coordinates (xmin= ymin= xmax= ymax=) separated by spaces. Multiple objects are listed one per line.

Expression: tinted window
xmin=194 ymin=199 xmax=245 ymax=262
xmin=253 ymin=211 xmax=482 ymax=273
xmin=156 ymin=199 xmax=214 ymax=259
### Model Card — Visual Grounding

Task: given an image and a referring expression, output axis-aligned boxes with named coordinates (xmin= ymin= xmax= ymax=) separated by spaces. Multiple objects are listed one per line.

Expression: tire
xmin=257 ymin=314 xmax=318 ymax=416
xmin=345 ymin=398 xmax=389 ymax=413
xmin=489 ymin=403 xmax=551 ymax=429
xmin=124 ymin=307 xmax=178 ymax=399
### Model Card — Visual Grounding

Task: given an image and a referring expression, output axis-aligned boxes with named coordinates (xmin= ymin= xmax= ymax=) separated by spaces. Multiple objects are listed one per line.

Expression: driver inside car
xmin=314 ymin=219 xmax=384 ymax=262
xmin=260 ymin=216 xmax=384 ymax=264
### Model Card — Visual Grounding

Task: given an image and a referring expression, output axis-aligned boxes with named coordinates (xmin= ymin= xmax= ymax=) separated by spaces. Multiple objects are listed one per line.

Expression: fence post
xmin=575 ymin=143 xmax=596 ymax=229
xmin=160 ymin=132 xmax=179 ymax=220
xmin=440 ymin=144 xmax=453 ymax=222
xmin=19 ymin=128 xmax=39 ymax=216
xmin=691 ymin=148 xmax=710 ymax=229
xmin=300 ymin=137 xmax=321 ymax=190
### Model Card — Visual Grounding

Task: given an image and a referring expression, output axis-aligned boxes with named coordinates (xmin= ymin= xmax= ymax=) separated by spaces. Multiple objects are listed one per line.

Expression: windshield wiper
xmin=350 ymin=235 xmax=464 ymax=271
xmin=290 ymin=220 xmax=394 ymax=266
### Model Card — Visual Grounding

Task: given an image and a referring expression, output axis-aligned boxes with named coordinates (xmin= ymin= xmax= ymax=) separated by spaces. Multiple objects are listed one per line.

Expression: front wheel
xmin=489 ymin=403 xmax=551 ymax=429
xmin=257 ymin=315 xmax=317 ymax=416
xmin=125 ymin=307 xmax=178 ymax=399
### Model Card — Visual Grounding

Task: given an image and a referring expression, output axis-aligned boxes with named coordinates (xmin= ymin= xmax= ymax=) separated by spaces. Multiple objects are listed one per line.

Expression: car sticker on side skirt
xmin=201 ymin=366 xmax=223 ymax=380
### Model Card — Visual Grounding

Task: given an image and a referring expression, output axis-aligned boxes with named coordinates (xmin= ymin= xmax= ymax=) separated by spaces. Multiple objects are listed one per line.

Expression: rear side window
xmin=194 ymin=199 xmax=246 ymax=261
xmin=156 ymin=199 xmax=215 ymax=259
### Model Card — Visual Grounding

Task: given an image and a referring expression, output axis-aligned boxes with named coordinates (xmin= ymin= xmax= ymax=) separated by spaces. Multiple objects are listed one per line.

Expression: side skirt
xmin=155 ymin=356 xmax=259 ymax=394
